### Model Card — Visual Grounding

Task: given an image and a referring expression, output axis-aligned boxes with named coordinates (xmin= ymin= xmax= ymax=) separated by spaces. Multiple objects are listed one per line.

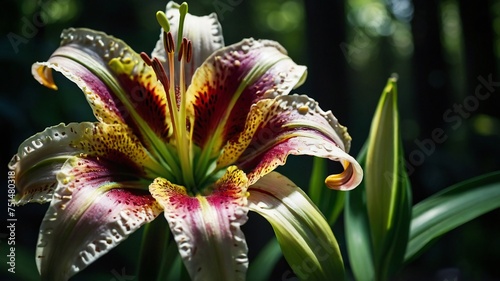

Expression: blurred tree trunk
xmin=453 ymin=1 xmax=499 ymax=176
xmin=409 ymin=1 xmax=455 ymax=208
xmin=456 ymin=4 xmax=500 ymax=278
xmin=458 ymin=0 xmax=499 ymax=118
xmin=304 ymin=1 xmax=349 ymax=123
xmin=411 ymin=0 xmax=451 ymax=138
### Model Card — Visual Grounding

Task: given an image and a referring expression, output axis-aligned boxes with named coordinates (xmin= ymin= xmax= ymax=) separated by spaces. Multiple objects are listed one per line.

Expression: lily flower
xmin=9 ymin=2 xmax=363 ymax=280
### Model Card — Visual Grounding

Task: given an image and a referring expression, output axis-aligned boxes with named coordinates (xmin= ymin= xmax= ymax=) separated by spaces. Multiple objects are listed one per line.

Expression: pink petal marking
xmin=149 ymin=166 xmax=249 ymax=281
xmin=36 ymin=156 xmax=162 ymax=281
xmin=188 ymin=38 xmax=307 ymax=155
xmin=221 ymin=94 xmax=363 ymax=191
xmin=9 ymin=122 xmax=157 ymax=205
xmin=32 ymin=28 xmax=172 ymax=151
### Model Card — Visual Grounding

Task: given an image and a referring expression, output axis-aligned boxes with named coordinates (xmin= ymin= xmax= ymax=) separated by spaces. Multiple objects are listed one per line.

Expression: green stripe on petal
xmin=149 ymin=166 xmax=249 ymax=281
xmin=248 ymin=172 xmax=345 ymax=281
xmin=221 ymin=94 xmax=362 ymax=190
xmin=37 ymin=156 xmax=162 ymax=281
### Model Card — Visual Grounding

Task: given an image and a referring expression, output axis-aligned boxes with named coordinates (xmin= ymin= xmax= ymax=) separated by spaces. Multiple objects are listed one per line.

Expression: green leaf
xmin=248 ymin=172 xmax=345 ymax=281
xmin=166 ymin=245 xmax=189 ymax=281
xmin=378 ymin=144 xmax=412 ymax=278
xmin=345 ymin=76 xmax=412 ymax=280
xmin=363 ymin=75 xmax=411 ymax=280
xmin=345 ymin=143 xmax=375 ymax=281
xmin=309 ymin=157 xmax=345 ymax=226
xmin=247 ymin=237 xmax=282 ymax=280
xmin=137 ymin=218 xmax=172 ymax=281
xmin=405 ymin=170 xmax=500 ymax=262
xmin=365 ymin=76 xmax=399 ymax=253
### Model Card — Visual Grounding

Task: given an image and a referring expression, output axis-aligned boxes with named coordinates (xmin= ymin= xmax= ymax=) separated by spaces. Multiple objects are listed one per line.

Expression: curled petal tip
xmin=33 ymin=64 xmax=58 ymax=90
xmin=325 ymin=162 xmax=356 ymax=191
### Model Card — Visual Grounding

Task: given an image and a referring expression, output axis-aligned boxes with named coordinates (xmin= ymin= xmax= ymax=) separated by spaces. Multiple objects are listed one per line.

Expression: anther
xmin=177 ymin=38 xmax=192 ymax=62
xmin=150 ymin=57 xmax=170 ymax=92
xmin=164 ymin=31 xmax=175 ymax=54
xmin=140 ymin=52 xmax=153 ymax=66
xmin=177 ymin=38 xmax=185 ymax=62
xmin=186 ymin=40 xmax=193 ymax=63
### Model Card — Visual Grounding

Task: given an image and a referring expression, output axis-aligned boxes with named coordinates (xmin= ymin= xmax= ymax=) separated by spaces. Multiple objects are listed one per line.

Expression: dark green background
xmin=1 ymin=0 xmax=499 ymax=280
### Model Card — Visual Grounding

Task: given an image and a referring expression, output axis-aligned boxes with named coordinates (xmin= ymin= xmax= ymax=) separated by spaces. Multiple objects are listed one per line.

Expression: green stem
xmin=137 ymin=218 xmax=171 ymax=281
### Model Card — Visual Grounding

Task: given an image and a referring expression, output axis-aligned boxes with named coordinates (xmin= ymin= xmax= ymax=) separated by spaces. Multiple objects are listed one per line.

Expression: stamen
xmin=186 ymin=40 xmax=193 ymax=63
xmin=151 ymin=4 xmax=197 ymax=190
xmin=178 ymin=38 xmax=187 ymax=107
xmin=164 ymin=31 xmax=175 ymax=54
xmin=150 ymin=57 xmax=170 ymax=96
xmin=177 ymin=38 xmax=185 ymax=62
xmin=177 ymin=38 xmax=192 ymax=63
xmin=156 ymin=11 xmax=170 ymax=32
xmin=140 ymin=52 xmax=153 ymax=66
xmin=166 ymin=48 xmax=176 ymax=109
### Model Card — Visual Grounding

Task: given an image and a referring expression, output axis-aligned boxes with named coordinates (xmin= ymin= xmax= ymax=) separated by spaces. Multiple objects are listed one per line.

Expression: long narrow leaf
xmin=137 ymin=218 xmax=171 ymax=281
xmin=249 ymin=172 xmax=345 ymax=281
xmin=346 ymin=76 xmax=412 ymax=280
xmin=345 ymin=143 xmax=375 ymax=281
xmin=378 ymin=145 xmax=412 ymax=278
xmin=160 ymin=238 xmax=186 ymax=281
xmin=309 ymin=156 xmax=345 ymax=226
xmin=364 ymin=76 xmax=411 ymax=280
xmin=405 ymin=170 xmax=500 ymax=262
